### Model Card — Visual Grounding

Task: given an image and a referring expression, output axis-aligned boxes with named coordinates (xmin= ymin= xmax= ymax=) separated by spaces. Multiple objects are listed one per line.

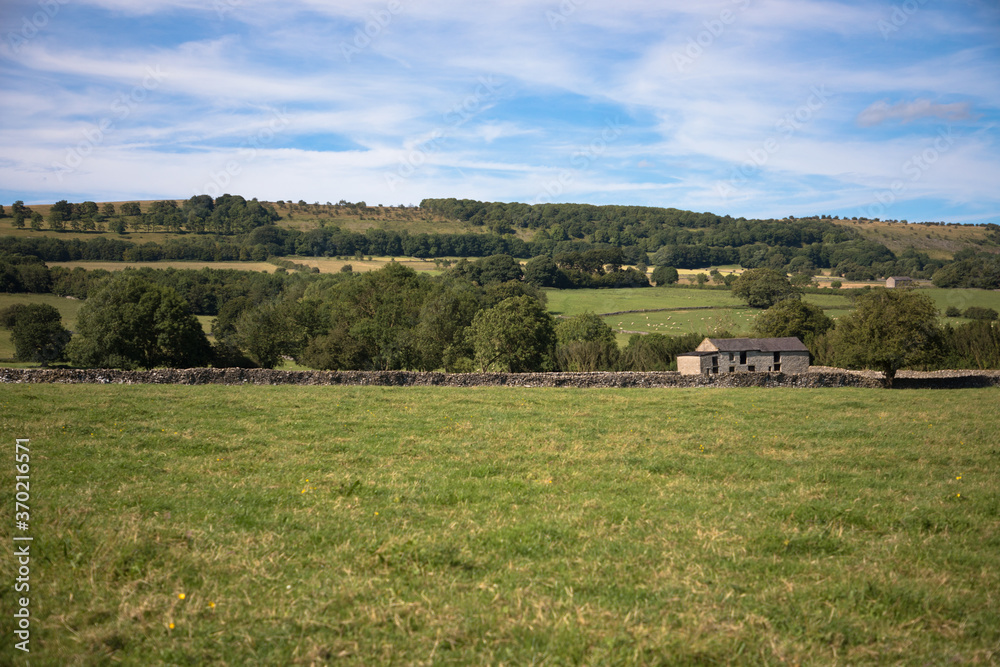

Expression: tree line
xmin=6 ymin=195 xmax=279 ymax=235
xmin=3 ymin=195 xmax=998 ymax=287
xmin=4 ymin=260 xmax=999 ymax=376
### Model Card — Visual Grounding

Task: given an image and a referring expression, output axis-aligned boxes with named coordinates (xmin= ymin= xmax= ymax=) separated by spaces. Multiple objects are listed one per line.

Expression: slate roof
xmin=703 ymin=337 xmax=808 ymax=352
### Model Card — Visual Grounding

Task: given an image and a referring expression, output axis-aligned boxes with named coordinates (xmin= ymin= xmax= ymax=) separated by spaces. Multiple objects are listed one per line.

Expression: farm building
xmin=886 ymin=276 xmax=914 ymax=288
xmin=677 ymin=337 xmax=810 ymax=375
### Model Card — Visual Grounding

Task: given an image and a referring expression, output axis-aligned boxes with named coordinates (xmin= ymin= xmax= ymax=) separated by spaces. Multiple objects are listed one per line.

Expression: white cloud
xmin=857 ymin=99 xmax=974 ymax=127
xmin=0 ymin=0 xmax=997 ymax=222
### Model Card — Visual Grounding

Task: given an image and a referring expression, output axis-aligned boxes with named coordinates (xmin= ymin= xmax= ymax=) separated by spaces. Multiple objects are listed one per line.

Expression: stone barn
xmin=886 ymin=276 xmax=913 ymax=288
xmin=677 ymin=337 xmax=810 ymax=375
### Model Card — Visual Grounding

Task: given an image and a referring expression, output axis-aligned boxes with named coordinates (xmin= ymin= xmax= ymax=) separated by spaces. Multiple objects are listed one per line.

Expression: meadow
xmin=547 ymin=287 xmax=855 ymax=338
xmin=548 ymin=286 xmax=1000 ymax=339
xmin=1 ymin=385 xmax=998 ymax=665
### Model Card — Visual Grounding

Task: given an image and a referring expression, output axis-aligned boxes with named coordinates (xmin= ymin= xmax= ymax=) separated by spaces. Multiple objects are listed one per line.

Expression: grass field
xmin=547 ymin=287 xmax=859 ymax=337
xmin=1 ymin=385 xmax=998 ymax=665
xmin=44 ymin=257 xmax=448 ymax=276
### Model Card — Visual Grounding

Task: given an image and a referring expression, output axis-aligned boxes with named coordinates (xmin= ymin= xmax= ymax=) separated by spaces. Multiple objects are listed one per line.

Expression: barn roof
xmin=704 ymin=337 xmax=808 ymax=352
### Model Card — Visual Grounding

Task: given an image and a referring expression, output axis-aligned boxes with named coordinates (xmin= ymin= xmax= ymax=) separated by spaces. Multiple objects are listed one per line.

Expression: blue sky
xmin=1 ymin=0 xmax=998 ymax=223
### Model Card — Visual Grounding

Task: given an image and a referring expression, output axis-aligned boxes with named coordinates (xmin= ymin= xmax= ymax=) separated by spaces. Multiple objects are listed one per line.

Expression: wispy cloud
xmin=0 ymin=0 xmax=997 ymax=222
xmin=857 ymin=99 xmax=974 ymax=127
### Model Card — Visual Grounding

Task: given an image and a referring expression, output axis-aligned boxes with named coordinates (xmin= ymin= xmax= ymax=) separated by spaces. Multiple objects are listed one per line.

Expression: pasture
xmin=547 ymin=287 xmax=856 ymax=337
xmin=1 ymin=385 xmax=998 ymax=665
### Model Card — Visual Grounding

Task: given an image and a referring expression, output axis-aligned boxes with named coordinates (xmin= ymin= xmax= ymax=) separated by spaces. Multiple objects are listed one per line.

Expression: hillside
xmin=3 ymin=198 xmax=997 ymax=278
xmin=828 ymin=217 xmax=993 ymax=259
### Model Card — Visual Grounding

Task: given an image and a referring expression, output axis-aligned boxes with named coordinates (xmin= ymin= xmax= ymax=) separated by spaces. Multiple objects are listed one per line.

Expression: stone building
xmin=886 ymin=276 xmax=914 ymax=288
xmin=677 ymin=337 xmax=810 ymax=375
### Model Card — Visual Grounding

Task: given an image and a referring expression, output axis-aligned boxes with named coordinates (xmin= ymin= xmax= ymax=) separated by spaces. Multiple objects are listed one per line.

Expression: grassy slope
xmin=829 ymin=218 xmax=993 ymax=259
xmin=0 ymin=385 xmax=997 ymax=665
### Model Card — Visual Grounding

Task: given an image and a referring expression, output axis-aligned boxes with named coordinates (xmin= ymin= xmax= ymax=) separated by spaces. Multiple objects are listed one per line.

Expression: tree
xmin=410 ymin=280 xmax=482 ymax=370
xmin=66 ymin=273 xmax=211 ymax=369
xmin=120 ymin=202 xmax=142 ymax=217
xmin=731 ymin=268 xmax=797 ymax=308
xmin=618 ymin=332 xmax=703 ymax=371
xmin=555 ymin=312 xmax=619 ymax=371
xmin=299 ymin=263 xmax=430 ymax=371
xmin=831 ymin=288 xmax=943 ymax=385
xmin=47 ymin=200 xmax=72 ymax=231
xmin=101 ymin=202 xmax=116 ymax=217
xmin=942 ymin=321 xmax=1000 ymax=370
xmin=467 ymin=296 xmax=556 ymax=372
xmin=231 ymin=302 xmax=301 ymax=369
xmin=962 ymin=306 xmax=998 ymax=321
xmin=651 ymin=266 xmax=679 ymax=286
xmin=0 ymin=303 xmax=70 ymax=366
xmin=523 ymin=255 xmax=565 ymax=288
xmin=752 ymin=299 xmax=834 ymax=347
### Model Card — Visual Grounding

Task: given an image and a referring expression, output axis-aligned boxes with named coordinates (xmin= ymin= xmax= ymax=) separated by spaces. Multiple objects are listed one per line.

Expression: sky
xmin=1 ymin=0 xmax=998 ymax=224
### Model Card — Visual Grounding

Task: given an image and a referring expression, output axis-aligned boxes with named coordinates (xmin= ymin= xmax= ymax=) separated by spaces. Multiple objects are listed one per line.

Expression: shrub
xmin=962 ymin=306 xmax=998 ymax=321
xmin=651 ymin=266 xmax=679 ymax=286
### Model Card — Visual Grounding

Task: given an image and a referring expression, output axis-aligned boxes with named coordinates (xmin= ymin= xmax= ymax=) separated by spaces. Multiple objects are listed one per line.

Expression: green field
xmin=547 ymin=287 xmax=858 ymax=338
xmin=1 ymin=385 xmax=998 ymax=665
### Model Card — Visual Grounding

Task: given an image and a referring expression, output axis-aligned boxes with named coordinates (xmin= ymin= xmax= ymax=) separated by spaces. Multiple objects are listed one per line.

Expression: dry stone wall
xmin=3 ymin=367 xmax=998 ymax=388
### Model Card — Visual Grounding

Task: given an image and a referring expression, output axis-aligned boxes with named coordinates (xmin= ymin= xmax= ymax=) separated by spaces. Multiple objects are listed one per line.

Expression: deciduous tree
xmin=555 ymin=312 xmax=619 ymax=371
xmin=651 ymin=266 xmax=679 ymax=286
xmin=468 ymin=296 xmax=556 ymax=372
xmin=753 ymin=299 xmax=834 ymax=346
xmin=831 ymin=288 xmax=943 ymax=385
xmin=67 ymin=273 xmax=211 ymax=369
xmin=731 ymin=268 xmax=797 ymax=308
xmin=0 ymin=303 xmax=70 ymax=366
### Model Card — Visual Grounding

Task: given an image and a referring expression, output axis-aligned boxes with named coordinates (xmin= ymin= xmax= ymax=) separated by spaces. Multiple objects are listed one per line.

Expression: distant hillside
xmin=827 ymin=217 xmax=993 ymax=259
xmin=3 ymin=197 xmax=996 ymax=276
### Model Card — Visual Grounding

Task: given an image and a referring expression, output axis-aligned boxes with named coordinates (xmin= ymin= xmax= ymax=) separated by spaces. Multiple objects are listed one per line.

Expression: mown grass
xmin=1 ymin=385 xmax=998 ymax=665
